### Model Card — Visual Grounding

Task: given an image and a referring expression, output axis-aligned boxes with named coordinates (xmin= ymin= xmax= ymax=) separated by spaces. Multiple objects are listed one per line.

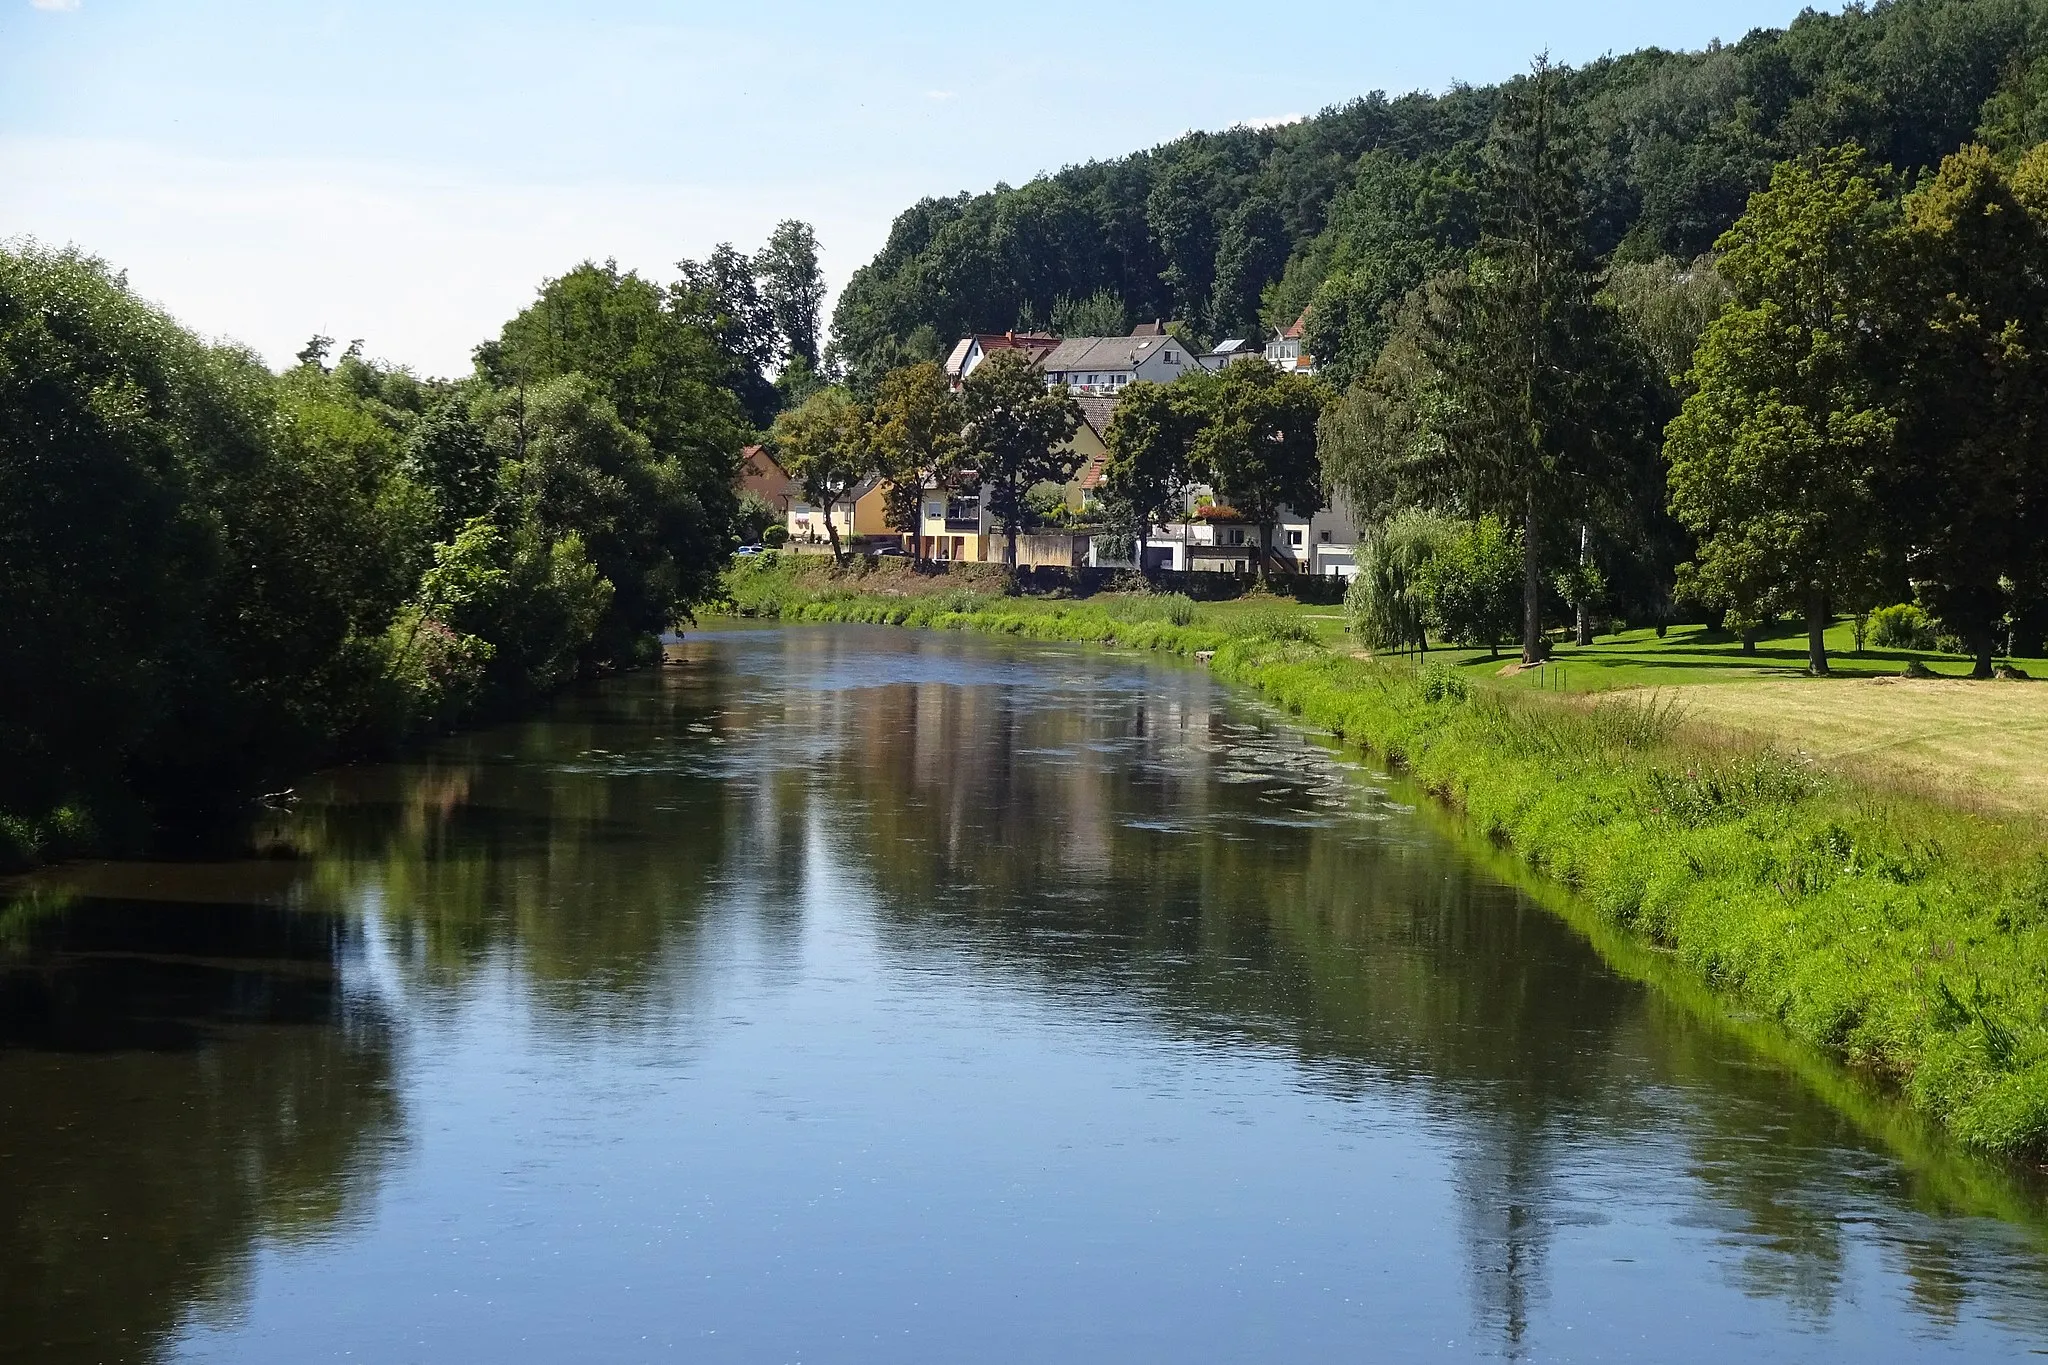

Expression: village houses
xmin=786 ymin=316 xmax=1350 ymax=577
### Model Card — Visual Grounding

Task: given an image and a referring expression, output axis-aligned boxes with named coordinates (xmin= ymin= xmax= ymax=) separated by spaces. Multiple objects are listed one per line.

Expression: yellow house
xmin=788 ymin=476 xmax=895 ymax=549
xmin=911 ymin=393 xmax=1118 ymax=561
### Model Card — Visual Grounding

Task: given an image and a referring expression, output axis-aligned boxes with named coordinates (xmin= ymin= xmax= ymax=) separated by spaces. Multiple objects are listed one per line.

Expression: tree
xmin=482 ymin=259 xmax=747 ymax=608
xmin=1889 ymin=142 xmax=2048 ymax=677
xmin=673 ymin=243 xmax=780 ymax=424
xmin=1418 ymin=57 xmax=1659 ymax=664
xmin=959 ymin=349 xmax=1082 ymax=567
xmin=1345 ymin=509 xmax=1455 ymax=653
xmin=1209 ymin=195 xmax=1289 ymax=342
xmin=870 ymin=362 xmax=964 ymax=562
xmin=1419 ymin=516 xmax=1523 ymax=656
xmin=1665 ymin=146 xmax=1900 ymax=675
xmin=404 ymin=395 xmax=497 ymax=537
xmin=1183 ymin=362 xmax=1332 ymax=582
xmin=1050 ymin=289 xmax=1129 ymax=338
xmin=755 ymin=219 xmax=827 ymax=370
xmin=772 ymin=388 xmax=875 ymax=565
xmin=1100 ymin=379 xmax=1200 ymax=576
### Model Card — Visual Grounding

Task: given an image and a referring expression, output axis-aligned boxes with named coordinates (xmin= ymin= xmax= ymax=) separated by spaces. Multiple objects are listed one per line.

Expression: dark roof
xmin=1074 ymin=393 xmax=1118 ymax=437
xmin=1041 ymin=335 xmax=1174 ymax=372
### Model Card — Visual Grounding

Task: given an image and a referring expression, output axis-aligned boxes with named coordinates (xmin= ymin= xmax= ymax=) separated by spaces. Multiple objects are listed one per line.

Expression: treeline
xmin=831 ymin=0 xmax=2048 ymax=390
xmin=0 ymin=227 xmax=824 ymax=868
xmin=1322 ymin=61 xmax=2048 ymax=678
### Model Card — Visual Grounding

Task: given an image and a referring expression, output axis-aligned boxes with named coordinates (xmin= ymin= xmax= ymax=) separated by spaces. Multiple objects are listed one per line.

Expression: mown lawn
xmin=1399 ymin=620 xmax=2048 ymax=815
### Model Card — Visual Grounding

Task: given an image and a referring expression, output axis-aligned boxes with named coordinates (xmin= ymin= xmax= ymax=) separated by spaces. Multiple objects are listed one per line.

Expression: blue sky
xmin=4 ymin=0 xmax=1808 ymax=375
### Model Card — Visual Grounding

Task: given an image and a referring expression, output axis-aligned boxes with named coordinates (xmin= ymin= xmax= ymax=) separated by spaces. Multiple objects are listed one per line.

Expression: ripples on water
xmin=2 ymin=623 xmax=2046 ymax=1363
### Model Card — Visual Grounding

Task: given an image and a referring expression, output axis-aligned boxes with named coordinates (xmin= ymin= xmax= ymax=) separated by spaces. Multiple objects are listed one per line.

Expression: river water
xmin=4 ymin=624 xmax=2048 ymax=1363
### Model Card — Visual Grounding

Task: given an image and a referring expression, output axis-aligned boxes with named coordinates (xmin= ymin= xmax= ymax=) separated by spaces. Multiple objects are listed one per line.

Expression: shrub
xmin=762 ymin=524 xmax=789 ymax=548
xmin=1871 ymin=603 xmax=1937 ymax=650
xmin=1161 ymin=593 xmax=1197 ymax=627
xmin=1421 ymin=660 xmax=1469 ymax=703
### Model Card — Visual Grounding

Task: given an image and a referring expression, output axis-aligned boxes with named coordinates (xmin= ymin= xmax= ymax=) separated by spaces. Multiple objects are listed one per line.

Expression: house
xmin=915 ymin=481 xmax=998 ymax=562
xmin=1040 ymin=332 xmax=1197 ymax=395
xmin=1273 ymin=492 xmax=1362 ymax=579
xmin=738 ymin=445 xmax=795 ymax=514
xmin=1201 ymin=338 xmax=1260 ymax=370
xmin=788 ymin=475 xmax=893 ymax=549
xmin=1065 ymin=393 xmax=1116 ymax=511
xmin=911 ymin=392 xmax=1119 ymax=561
xmin=1265 ymin=311 xmax=1314 ymax=374
xmin=944 ymin=332 xmax=1061 ymax=389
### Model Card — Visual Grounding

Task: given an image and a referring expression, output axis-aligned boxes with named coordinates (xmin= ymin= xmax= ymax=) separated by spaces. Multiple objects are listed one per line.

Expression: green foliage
xmin=833 ymin=2 xmax=2048 ymax=387
xmin=869 ymin=361 xmax=964 ymax=549
xmin=1100 ymin=378 xmax=1200 ymax=562
xmin=1871 ymin=602 xmax=1939 ymax=650
xmin=1418 ymin=516 xmax=1523 ymax=655
xmin=770 ymin=386 xmax=875 ymax=564
xmin=960 ymin=349 xmax=1083 ymax=564
xmin=1346 ymin=508 xmax=1454 ymax=652
xmin=0 ymin=238 xmax=768 ymax=867
xmin=1180 ymin=361 xmax=1333 ymax=579
xmin=1048 ymin=289 xmax=1129 ymax=338
xmin=762 ymin=523 xmax=789 ymax=548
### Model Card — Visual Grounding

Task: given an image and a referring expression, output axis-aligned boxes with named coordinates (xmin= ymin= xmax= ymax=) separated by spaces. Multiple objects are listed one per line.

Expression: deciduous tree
xmin=772 ymin=387 xmax=875 ymax=565
xmin=1665 ymin=145 xmax=1899 ymax=675
xmin=870 ymin=362 xmax=964 ymax=562
xmin=959 ymin=350 xmax=1082 ymax=567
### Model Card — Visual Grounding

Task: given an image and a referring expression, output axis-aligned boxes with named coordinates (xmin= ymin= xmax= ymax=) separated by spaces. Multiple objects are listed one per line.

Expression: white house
xmin=1040 ymin=333 xmax=1198 ymax=394
xmin=942 ymin=332 xmax=1060 ymax=389
xmin=1201 ymin=337 xmax=1260 ymax=370
xmin=1265 ymin=311 xmax=1313 ymax=374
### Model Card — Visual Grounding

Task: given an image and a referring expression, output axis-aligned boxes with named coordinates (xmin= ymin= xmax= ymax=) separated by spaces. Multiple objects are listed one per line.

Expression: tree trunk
xmin=1134 ymin=513 xmax=1150 ymax=581
xmin=1805 ymin=586 xmax=1829 ymax=675
xmin=1521 ymin=495 xmax=1545 ymax=664
xmin=1741 ymin=626 xmax=1758 ymax=655
xmin=1574 ymin=523 xmax=1592 ymax=646
xmin=1258 ymin=524 xmax=1275 ymax=585
xmin=824 ymin=501 xmax=845 ymax=566
xmin=1971 ymin=625 xmax=1997 ymax=680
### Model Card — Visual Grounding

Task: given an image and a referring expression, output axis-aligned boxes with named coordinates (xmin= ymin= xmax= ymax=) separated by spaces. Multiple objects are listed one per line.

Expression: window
xmin=1320 ymin=529 xmax=1332 ymax=543
xmin=1165 ymin=350 xmax=1177 ymax=363
xmin=1287 ymin=529 xmax=1304 ymax=547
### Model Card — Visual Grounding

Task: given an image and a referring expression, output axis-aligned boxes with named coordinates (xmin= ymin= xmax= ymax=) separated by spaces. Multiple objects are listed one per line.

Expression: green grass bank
xmin=717 ymin=555 xmax=2048 ymax=1163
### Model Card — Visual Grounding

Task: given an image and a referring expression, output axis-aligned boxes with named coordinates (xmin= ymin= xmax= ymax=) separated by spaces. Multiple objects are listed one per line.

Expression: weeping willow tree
xmin=1345 ymin=508 xmax=1456 ymax=653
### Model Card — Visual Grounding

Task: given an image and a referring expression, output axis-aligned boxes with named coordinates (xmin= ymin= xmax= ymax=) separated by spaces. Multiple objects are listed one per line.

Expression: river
xmin=3 ymin=623 xmax=2046 ymax=1362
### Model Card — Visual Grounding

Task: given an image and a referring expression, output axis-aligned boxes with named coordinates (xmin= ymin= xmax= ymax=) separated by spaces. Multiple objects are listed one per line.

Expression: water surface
xmin=5 ymin=624 xmax=2047 ymax=1362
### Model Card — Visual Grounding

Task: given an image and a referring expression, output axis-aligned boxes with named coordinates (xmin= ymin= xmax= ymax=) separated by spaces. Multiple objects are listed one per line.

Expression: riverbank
xmin=717 ymin=555 xmax=2048 ymax=1161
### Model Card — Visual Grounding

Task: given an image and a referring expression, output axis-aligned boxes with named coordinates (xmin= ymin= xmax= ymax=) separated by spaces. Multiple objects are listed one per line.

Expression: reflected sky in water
xmin=4 ymin=623 xmax=2048 ymax=1363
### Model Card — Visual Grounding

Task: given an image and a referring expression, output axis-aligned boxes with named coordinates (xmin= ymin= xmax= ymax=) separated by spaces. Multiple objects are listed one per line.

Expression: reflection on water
xmin=3 ymin=623 xmax=2047 ymax=1362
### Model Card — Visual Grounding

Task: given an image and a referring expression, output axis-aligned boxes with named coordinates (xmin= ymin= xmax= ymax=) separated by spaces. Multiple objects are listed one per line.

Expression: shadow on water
xmin=3 ymin=621 xmax=2047 ymax=1360
xmin=0 ymin=878 xmax=401 ymax=1364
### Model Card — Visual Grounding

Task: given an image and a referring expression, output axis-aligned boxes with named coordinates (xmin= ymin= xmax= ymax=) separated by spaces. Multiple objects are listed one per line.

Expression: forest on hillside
xmin=829 ymin=0 xmax=2048 ymax=390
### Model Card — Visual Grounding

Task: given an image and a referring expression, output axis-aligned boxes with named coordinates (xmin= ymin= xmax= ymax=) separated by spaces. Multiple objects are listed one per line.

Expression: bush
xmin=762 ymin=524 xmax=789 ymax=548
xmin=1871 ymin=603 xmax=1937 ymax=650
xmin=1161 ymin=593 xmax=1197 ymax=627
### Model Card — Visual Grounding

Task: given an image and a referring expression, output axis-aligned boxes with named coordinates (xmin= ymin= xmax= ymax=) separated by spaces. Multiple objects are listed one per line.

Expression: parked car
xmin=733 ymin=544 xmax=766 ymax=556
xmin=870 ymin=545 xmax=906 ymax=558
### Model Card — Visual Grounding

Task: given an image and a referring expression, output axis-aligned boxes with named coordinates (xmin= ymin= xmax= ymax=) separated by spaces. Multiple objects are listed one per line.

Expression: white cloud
xmin=1236 ymin=114 xmax=1307 ymax=130
xmin=0 ymin=136 xmax=887 ymax=376
xmin=30 ymin=0 xmax=82 ymax=10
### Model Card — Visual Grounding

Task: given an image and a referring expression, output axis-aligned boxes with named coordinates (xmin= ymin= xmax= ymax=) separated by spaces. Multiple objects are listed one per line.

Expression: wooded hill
xmin=829 ymin=0 xmax=2048 ymax=391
